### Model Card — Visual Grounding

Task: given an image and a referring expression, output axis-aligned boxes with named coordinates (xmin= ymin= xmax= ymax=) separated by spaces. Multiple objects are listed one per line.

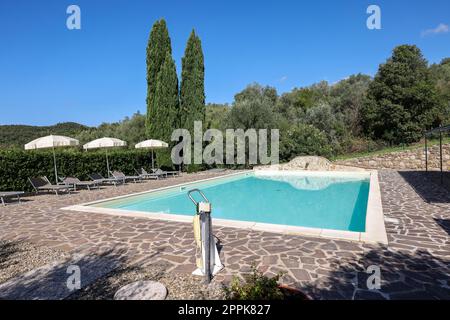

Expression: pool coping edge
xmin=61 ymin=169 xmax=388 ymax=245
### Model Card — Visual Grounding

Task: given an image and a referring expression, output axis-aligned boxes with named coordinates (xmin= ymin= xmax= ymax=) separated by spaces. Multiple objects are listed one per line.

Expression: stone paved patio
xmin=0 ymin=170 xmax=449 ymax=299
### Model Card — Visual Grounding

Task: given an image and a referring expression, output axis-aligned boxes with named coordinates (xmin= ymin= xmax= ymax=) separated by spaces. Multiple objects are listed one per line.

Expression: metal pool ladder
xmin=188 ymin=189 xmax=212 ymax=283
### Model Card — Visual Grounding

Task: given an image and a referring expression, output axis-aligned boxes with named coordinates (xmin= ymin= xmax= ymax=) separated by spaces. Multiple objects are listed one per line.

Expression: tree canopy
xmin=362 ymin=45 xmax=441 ymax=144
xmin=152 ymin=52 xmax=180 ymax=141
xmin=227 ymin=85 xmax=277 ymax=130
xmin=180 ymin=30 xmax=205 ymax=133
xmin=430 ymin=58 xmax=450 ymax=123
xmin=146 ymin=19 xmax=173 ymax=138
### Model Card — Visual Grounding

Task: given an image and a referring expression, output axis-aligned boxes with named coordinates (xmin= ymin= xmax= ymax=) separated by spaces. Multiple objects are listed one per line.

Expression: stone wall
xmin=335 ymin=143 xmax=450 ymax=170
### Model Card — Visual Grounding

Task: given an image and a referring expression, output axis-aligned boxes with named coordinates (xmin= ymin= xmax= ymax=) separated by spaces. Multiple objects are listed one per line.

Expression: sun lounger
xmin=28 ymin=176 xmax=71 ymax=195
xmin=110 ymin=171 xmax=143 ymax=183
xmin=147 ymin=168 xmax=167 ymax=178
xmin=134 ymin=168 xmax=159 ymax=180
xmin=61 ymin=177 xmax=99 ymax=191
xmin=152 ymin=168 xmax=180 ymax=177
xmin=89 ymin=173 xmax=123 ymax=186
xmin=0 ymin=191 xmax=24 ymax=206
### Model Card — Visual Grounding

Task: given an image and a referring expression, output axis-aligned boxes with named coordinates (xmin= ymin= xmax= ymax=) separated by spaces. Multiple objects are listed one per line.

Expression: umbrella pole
xmin=52 ymin=146 xmax=58 ymax=184
xmin=151 ymin=150 xmax=154 ymax=170
xmin=106 ymin=149 xmax=110 ymax=177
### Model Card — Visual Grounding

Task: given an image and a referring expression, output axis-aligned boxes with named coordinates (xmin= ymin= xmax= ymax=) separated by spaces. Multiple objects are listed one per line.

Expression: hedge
xmin=0 ymin=148 xmax=171 ymax=192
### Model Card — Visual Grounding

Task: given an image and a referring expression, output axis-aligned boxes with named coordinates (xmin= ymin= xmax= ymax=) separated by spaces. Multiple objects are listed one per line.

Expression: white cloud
xmin=421 ymin=23 xmax=449 ymax=37
xmin=278 ymin=76 xmax=288 ymax=82
xmin=332 ymin=76 xmax=349 ymax=85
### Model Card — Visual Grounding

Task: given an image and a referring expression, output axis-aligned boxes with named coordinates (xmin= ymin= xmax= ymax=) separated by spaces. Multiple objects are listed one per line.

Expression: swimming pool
xmin=61 ymin=169 xmax=388 ymax=244
xmin=64 ymin=170 xmax=387 ymax=243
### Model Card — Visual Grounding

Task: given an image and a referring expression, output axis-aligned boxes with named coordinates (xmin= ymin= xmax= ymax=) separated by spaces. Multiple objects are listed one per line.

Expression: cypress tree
xmin=180 ymin=30 xmax=205 ymax=133
xmin=153 ymin=52 xmax=180 ymax=141
xmin=146 ymin=19 xmax=172 ymax=137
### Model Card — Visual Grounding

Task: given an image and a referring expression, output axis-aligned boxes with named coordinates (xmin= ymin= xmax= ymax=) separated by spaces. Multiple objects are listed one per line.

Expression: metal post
xmin=440 ymin=129 xmax=443 ymax=185
xmin=188 ymin=189 xmax=212 ymax=284
xmin=151 ymin=150 xmax=154 ymax=170
xmin=106 ymin=149 xmax=110 ymax=177
xmin=425 ymin=135 xmax=428 ymax=172
xmin=203 ymin=211 xmax=212 ymax=284
xmin=52 ymin=146 xmax=58 ymax=184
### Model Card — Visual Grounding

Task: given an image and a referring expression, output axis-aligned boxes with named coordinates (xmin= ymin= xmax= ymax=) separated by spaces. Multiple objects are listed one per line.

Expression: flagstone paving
xmin=0 ymin=170 xmax=449 ymax=300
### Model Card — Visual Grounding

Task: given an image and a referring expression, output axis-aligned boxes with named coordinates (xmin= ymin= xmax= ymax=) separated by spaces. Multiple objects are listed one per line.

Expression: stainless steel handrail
xmin=188 ymin=188 xmax=209 ymax=207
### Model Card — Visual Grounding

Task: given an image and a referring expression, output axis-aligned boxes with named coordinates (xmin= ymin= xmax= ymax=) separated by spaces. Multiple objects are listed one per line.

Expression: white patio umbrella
xmin=135 ymin=139 xmax=168 ymax=169
xmin=83 ymin=137 xmax=127 ymax=177
xmin=24 ymin=135 xmax=79 ymax=184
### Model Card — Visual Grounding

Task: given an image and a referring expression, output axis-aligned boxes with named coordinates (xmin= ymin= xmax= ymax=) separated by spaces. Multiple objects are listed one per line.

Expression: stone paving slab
xmin=0 ymin=250 xmax=124 ymax=300
xmin=114 ymin=280 xmax=167 ymax=300
xmin=0 ymin=170 xmax=449 ymax=299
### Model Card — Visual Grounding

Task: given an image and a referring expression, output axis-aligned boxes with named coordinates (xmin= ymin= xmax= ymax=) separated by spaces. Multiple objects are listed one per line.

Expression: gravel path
xmin=0 ymin=240 xmax=225 ymax=299
xmin=67 ymin=263 xmax=226 ymax=300
xmin=0 ymin=240 xmax=69 ymax=284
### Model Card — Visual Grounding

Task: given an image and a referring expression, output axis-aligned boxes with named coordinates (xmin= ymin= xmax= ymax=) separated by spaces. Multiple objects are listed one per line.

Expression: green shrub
xmin=0 ymin=148 xmax=173 ymax=192
xmin=280 ymin=123 xmax=333 ymax=161
xmin=224 ymin=266 xmax=284 ymax=300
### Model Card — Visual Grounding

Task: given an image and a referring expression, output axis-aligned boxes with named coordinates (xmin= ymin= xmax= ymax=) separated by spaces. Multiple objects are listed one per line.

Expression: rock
xmin=281 ymin=156 xmax=331 ymax=171
xmin=114 ymin=281 xmax=167 ymax=300
xmin=256 ymin=156 xmax=366 ymax=172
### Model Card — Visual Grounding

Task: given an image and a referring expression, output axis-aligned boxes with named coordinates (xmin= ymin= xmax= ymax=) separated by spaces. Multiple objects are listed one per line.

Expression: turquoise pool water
xmin=92 ymin=173 xmax=370 ymax=232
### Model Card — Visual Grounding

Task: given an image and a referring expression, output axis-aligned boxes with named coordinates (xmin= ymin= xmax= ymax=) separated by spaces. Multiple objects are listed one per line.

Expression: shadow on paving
xmin=66 ymin=250 xmax=166 ymax=300
xmin=0 ymin=247 xmax=127 ymax=300
xmin=434 ymin=219 xmax=450 ymax=236
xmin=299 ymin=248 xmax=450 ymax=300
xmin=398 ymin=171 xmax=450 ymax=204
xmin=0 ymin=241 xmax=23 ymax=268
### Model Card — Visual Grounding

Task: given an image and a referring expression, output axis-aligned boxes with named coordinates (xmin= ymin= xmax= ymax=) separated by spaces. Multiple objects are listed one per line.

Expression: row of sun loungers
xmin=0 ymin=168 xmax=180 ymax=206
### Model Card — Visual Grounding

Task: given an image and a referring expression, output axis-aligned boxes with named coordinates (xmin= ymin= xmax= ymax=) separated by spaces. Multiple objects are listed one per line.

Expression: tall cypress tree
xmin=146 ymin=19 xmax=172 ymax=137
xmin=153 ymin=52 xmax=180 ymax=141
xmin=180 ymin=30 xmax=205 ymax=133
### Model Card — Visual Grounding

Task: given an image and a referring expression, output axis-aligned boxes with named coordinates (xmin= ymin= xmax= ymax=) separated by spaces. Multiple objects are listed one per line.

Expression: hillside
xmin=0 ymin=122 xmax=91 ymax=148
xmin=333 ymin=137 xmax=450 ymax=161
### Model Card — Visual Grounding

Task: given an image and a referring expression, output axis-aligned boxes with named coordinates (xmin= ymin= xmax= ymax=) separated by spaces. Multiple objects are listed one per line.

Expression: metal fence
xmin=424 ymin=124 xmax=450 ymax=185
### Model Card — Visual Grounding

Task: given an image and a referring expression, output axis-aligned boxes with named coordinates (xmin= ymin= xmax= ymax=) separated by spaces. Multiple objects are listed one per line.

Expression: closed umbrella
xmin=83 ymin=137 xmax=127 ymax=177
xmin=25 ymin=135 xmax=79 ymax=184
xmin=135 ymin=139 xmax=168 ymax=169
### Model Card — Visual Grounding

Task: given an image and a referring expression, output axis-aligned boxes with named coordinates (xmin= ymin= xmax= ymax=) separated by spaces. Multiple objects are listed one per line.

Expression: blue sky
xmin=0 ymin=0 xmax=449 ymax=126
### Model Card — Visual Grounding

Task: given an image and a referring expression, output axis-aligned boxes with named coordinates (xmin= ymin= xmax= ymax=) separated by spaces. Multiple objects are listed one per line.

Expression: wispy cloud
xmin=278 ymin=76 xmax=288 ymax=82
xmin=421 ymin=23 xmax=449 ymax=37
xmin=332 ymin=76 xmax=349 ymax=85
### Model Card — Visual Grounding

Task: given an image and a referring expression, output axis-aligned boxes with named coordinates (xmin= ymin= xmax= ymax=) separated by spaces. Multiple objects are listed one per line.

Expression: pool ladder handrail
xmin=187 ymin=188 xmax=209 ymax=208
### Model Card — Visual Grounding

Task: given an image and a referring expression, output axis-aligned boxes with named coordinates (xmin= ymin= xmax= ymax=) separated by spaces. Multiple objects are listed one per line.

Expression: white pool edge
xmin=62 ymin=169 xmax=388 ymax=245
